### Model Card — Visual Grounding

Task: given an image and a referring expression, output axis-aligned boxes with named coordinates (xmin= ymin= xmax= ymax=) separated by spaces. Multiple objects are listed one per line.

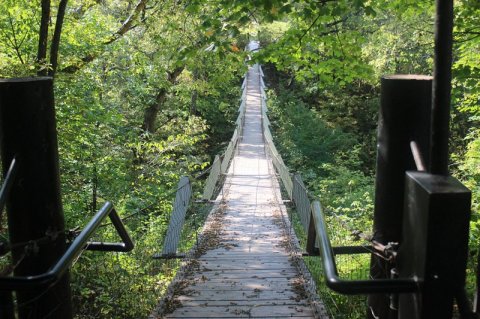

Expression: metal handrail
xmin=0 ymin=158 xmax=17 ymax=214
xmin=0 ymin=202 xmax=133 ymax=290
xmin=311 ymin=200 xmax=420 ymax=294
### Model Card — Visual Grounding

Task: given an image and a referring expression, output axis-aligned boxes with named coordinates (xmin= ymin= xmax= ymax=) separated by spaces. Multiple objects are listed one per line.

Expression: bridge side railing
xmin=291 ymin=173 xmax=311 ymax=234
xmin=157 ymin=70 xmax=248 ymax=258
xmin=202 ymin=155 xmax=221 ymax=201
xmin=257 ymin=64 xmax=421 ymax=296
xmin=259 ymin=65 xmax=293 ymax=199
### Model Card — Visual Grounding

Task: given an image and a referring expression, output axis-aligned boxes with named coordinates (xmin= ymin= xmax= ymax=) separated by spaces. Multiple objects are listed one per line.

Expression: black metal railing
xmin=0 ymin=158 xmax=17 ymax=215
xmin=0 ymin=202 xmax=133 ymax=290
xmin=310 ymin=201 xmax=420 ymax=295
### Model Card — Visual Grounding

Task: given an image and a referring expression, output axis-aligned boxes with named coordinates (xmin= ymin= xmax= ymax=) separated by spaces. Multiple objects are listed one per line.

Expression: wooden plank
xmin=165 ymin=305 xmax=314 ymax=318
xmin=175 ymin=289 xmax=299 ymax=300
xmin=188 ymin=277 xmax=299 ymax=284
xmin=198 ymin=254 xmax=290 ymax=259
xmin=168 ymin=316 xmax=312 ymax=319
xmin=178 ymin=299 xmax=308 ymax=307
xmin=201 ymin=252 xmax=290 ymax=259
xmin=198 ymin=261 xmax=294 ymax=270
xmin=185 ymin=274 xmax=298 ymax=281
xmin=186 ymin=282 xmax=298 ymax=292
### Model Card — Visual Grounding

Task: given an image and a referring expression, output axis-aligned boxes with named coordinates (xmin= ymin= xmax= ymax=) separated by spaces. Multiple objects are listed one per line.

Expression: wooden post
xmin=368 ymin=75 xmax=432 ymax=319
xmin=0 ymin=78 xmax=72 ymax=318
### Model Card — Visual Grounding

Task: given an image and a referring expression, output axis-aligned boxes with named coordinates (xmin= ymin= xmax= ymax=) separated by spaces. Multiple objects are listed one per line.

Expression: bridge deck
xmin=159 ymin=64 xmax=319 ymax=318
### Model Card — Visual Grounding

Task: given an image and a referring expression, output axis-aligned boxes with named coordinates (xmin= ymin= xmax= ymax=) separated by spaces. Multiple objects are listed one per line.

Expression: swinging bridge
xmin=0 ymin=2 xmax=476 ymax=317
xmin=151 ymin=45 xmax=327 ymax=318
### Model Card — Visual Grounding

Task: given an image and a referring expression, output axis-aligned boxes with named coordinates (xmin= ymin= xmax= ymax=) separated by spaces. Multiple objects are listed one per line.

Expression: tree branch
xmin=104 ymin=0 xmax=148 ymax=45
xmin=49 ymin=0 xmax=69 ymax=77
xmin=6 ymin=13 xmax=25 ymax=64
xmin=71 ymin=0 xmax=102 ymax=19
xmin=61 ymin=0 xmax=150 ymax=73
xmin=298 ymin=12 xmax=323 ymax=46
xmin=298 ymin=14 xmax=348 ymax=47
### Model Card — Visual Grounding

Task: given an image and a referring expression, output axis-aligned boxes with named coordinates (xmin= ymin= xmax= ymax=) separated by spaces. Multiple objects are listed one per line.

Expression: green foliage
xmin=0 ymin=0 xmax=38 ymax=75
xmin=459 ymin=132 xmax=480 ymax=245
xmin=267 ymin=88 xmax=355 ymax=167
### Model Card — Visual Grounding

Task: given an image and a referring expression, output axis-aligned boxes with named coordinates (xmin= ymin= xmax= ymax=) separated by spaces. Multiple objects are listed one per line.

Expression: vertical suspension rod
xmin=430 ymin=0 xmax=454 ymax=175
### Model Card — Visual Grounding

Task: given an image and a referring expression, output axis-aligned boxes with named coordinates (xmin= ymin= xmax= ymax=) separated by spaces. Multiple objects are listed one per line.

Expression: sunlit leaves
xmin=0 ymin=0 xmax=39 ymax=75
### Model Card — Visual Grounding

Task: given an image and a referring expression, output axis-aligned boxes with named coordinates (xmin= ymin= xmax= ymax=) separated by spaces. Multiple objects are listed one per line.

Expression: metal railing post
xmin=0 ymin=77 xmax=72 ymax=318
xmin=369 ymin=75 xmax=432 ymax=319
xmin=430 ymin=0 xmax=454 ymax=175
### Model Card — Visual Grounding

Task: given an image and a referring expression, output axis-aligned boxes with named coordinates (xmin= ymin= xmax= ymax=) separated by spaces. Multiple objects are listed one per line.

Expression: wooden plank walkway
xmin=154 ymin=60 xmax=324 ymax=318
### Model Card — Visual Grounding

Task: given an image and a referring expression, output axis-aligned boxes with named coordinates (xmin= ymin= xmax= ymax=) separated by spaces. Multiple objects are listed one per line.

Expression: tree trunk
xmin=37 ymin=0 xmax=51 ymax=76
xmin=143 ymin=88 xmax=167 ymax=134
xmin=49 ymin=0 xmax=69 ymax=77
xmin=142 ymin=66 xmax=184 ymax=133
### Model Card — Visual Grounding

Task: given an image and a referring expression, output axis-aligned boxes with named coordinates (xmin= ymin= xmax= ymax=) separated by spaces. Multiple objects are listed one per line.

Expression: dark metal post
xmin=0 ymin=78 xmax=73 ymax=318
xmin=368 ymin=75 xmax=432 ymax=319
xmin=0 ymin=161 xmax=17 ymax=319
xmin=430 ymin=0 xmax=454 ymax=175
xmin=476 ymin=251 xmax=480 ymax=313
xmin=398 ymin=172 xmax=471 ymax=319
xmin=0 ymin=292 xmax=14 ymax=319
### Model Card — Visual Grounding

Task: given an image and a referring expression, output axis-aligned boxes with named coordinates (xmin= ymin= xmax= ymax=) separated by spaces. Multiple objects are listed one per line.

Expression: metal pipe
xmin=0 ymin=158 xmax=17 ymax=214
xmin=430 ymin=0 xmax=454 ymax=175
xmin=410 ymin=141 xmax=427 ymax=172
xmin=311 ymin=201 xmax=421 ymax=295
xmin=0 ymin=202 xmax=133 ymax=290
xmin=332 ymin=245 xmax=373 ymax=255
xmin=86 ymin=206 xmax=134 ymax=252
